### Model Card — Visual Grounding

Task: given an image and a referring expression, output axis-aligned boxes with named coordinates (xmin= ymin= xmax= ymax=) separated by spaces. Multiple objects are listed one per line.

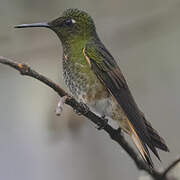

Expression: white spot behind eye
xmin=72 ymin=19 xmax=76 ymax=24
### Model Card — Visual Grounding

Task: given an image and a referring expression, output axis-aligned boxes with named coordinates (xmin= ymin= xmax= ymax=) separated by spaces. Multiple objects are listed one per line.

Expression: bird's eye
xmin=64 ymin=19 xmax=73 ymax=27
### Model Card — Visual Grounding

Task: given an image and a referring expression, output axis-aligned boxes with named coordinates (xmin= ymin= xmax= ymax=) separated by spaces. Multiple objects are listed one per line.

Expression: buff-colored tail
xmin=128 ymin=121 xmax=153 ymax=167
xmin=126 ymin=118 xmax=169 ymax=167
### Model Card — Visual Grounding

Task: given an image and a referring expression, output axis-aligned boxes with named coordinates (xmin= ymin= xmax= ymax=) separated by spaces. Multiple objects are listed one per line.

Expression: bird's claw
xmin=55 ymin=96 xmax=68 ymax=116
xmin=97 ymin=115 xmax=108 ymax=130
xmin=111 ymin=128 xmax=122 ymax=139
xmin=115 ymin=128 xmax=122 ymax=135
xmin=74 ymin=109 xmax=82 ymax=116
xmin=74 ymin=102 xmax=89 ymax=115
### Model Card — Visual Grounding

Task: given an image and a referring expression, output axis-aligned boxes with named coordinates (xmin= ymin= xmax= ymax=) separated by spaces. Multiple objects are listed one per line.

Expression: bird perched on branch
xmin=15 ymin=8 xmax=169 ymax=167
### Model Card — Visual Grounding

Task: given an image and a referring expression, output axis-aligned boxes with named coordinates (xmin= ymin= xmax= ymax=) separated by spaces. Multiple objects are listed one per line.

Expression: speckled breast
xmin=62 ymin=55 xmax=127 ymax=125
xmin=62 ymin=55 xmax=108 ymax=104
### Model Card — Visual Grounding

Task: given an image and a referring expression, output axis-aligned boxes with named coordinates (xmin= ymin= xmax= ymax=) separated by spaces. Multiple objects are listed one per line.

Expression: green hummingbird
xmin=15 ymin=8 xmax=169 ymax=167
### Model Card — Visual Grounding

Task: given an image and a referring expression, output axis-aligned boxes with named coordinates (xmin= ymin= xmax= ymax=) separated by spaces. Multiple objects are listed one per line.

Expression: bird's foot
xmin=115 ymin=128 xmax=122 ymax=136
xmin=55 ymin=95 xmax=68 ymax=116
xmin=97 ymin=115 xmax=108 ymax=130
xmin=74 ymin=102 xmax=89 ymax=116
xmin=111 ymin=128 xmax=123 ymax=140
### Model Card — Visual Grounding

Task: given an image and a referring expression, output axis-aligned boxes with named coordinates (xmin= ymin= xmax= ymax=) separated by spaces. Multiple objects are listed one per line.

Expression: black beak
xmin=14 ymin=22 xmax=50 ymax=29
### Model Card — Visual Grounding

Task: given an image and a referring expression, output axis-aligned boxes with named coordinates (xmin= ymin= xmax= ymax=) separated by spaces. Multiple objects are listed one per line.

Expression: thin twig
xmin=0 ymin=56 xmax=179 ymax=180
xmin=161 ymin=158 xmax=180 ymax=179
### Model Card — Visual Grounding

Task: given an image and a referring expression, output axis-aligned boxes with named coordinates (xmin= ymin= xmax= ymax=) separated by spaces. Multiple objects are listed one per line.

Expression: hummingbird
xmin=15 ymin=8 xmax=169 ymax=167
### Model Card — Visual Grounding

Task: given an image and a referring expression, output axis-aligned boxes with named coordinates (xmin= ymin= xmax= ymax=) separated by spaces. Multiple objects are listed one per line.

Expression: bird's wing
xmin=83 ymin=43 xmax=159 ymax=162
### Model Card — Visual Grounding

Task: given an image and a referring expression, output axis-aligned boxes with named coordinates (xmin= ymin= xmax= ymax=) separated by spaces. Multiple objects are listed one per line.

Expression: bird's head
xmin=15 ymin=9 xmax=97 ymax=44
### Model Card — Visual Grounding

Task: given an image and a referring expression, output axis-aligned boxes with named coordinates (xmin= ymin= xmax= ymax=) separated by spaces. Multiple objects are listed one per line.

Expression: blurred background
xmin=0 ymin=0 xmax=180 ymax=180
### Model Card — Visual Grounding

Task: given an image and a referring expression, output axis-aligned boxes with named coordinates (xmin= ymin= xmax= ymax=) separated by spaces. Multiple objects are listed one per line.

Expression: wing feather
xmin=83 ymin=43 xmax=160 ymax=161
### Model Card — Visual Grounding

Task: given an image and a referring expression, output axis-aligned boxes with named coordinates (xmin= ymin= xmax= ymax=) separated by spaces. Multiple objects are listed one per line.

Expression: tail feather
xmin=128 ymin=118 xmax=169 ymax=167
xmin=131 ymin=133 xmax=153 ymax=167
xmin=128 ymin=120 xmax=154 ymax=167
xmin=144 ymin=119 xmax=169 ymax=152
xmin=145 ymin=138 xmax=161 ymax=161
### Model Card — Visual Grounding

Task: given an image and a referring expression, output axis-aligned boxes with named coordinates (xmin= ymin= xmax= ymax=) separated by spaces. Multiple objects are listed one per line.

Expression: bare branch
xmin=0 ymin=56 xmax=67 ymax=97
xmin=161 ymin=158 xmax=180 ymax=179
xmin=0 ymin=56 xmax=179 ymax=180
